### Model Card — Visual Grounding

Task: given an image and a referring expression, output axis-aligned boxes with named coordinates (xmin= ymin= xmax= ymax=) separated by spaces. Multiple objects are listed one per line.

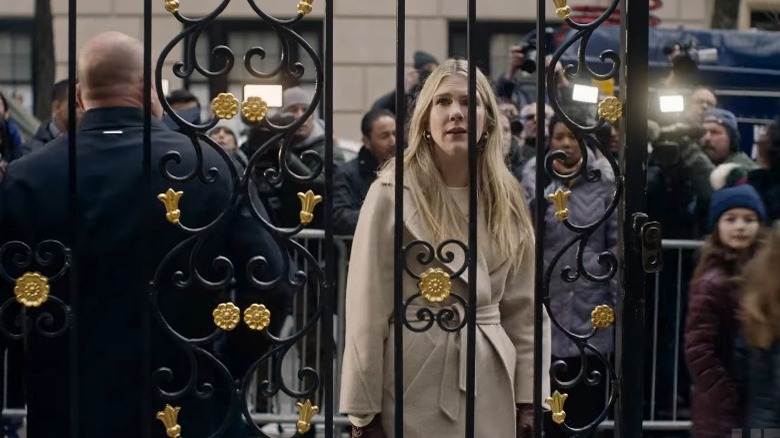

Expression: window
xmin=750 ymin=9 xmax=780 ymax=31
xmin=0 ymin=20 xmax=34 ymax=110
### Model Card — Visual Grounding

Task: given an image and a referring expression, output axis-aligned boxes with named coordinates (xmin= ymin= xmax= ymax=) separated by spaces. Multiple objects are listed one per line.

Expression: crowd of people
xmin=0 ymin=30 xmax=779 ymax=438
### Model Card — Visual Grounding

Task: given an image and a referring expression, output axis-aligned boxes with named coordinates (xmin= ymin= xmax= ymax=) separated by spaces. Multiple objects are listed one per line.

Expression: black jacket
xmin=0 ymin=107 xmax=289 ymax=437
xmin=20 ymin=119 xmax=59 ymax=156
xmin=748 ymin=168 xmax=780 ymax=222
xmin=332 ymin=147 xmax=380 ymax=235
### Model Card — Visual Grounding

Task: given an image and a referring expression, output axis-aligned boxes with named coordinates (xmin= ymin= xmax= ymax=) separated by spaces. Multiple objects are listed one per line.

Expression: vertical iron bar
xmin=393 ymin=0 xmax=406 ymax=435
xmin=323 ymin=2 xmax=335 ymax=432
xmin=67 ymin=0 xmax=79 ymax=435
xmin=650 ymin=271 xmax=660 ymax=421
xmin=142 ymin=0 xmax=153 ymax=435
xmin=465 ymin=0 xmax=477 ymax=437
xmin=533 ymin=0 xmax=547 ymax=436
xmin=617 ymin=0 xmax=649 ymax=435
xmin=672 ymin=248 xmax=683 ymax=421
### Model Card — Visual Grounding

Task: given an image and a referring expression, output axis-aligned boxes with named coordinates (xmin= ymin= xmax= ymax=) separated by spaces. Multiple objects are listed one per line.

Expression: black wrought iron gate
xmin=0 ymin=0 xmax=653 ymax=436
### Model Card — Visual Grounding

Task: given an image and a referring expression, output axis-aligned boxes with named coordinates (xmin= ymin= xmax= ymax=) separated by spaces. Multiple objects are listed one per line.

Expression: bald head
xmin=77 ymin=32 xmax=160 ymax=115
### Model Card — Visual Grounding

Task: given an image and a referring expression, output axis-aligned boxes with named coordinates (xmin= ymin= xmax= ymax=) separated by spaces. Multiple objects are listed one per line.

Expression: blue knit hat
xmin=703 ymin=108 xmax=741 ymax=152
xmin=708 ymin=163 xmax=767 ymax=229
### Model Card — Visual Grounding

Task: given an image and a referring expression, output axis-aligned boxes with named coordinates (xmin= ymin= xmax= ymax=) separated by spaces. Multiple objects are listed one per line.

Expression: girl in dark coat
xmin=684 ymin=163 xmax=768 ymax=438
xmin=739 ymin=221 xmax=780 ymax=432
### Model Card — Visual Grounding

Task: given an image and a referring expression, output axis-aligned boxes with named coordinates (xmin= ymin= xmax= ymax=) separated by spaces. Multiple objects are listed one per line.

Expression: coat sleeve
xmin=332 ymin=166 xmax=361 ymax=235
xmin=684 ymin=277 xmax=741 ymax=424
xmin=499 ymin=239 xmax=551 ymax=404
xmin=339 ymin=181 xmax=395 ymax=415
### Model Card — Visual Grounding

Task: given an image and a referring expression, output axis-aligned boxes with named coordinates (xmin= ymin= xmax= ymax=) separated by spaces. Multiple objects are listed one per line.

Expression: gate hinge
xmin=632 ymin=213 xmax=663 ymax=273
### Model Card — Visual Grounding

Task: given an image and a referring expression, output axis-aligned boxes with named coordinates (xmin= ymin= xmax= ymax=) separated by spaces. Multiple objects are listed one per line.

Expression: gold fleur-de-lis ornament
xmin=14 ymin=272 xmax=50 ymax=307
xmin=591 ymin=304 xmax=615 ymax=329
xmin=213 ymin=302 xmax=241 ymax=331
xmin=241 ymin=96 xmax=268 ymax=123
xmin=156 ymin=404 xmax=182 ymax=438
xmin=418 ymin=268 xmax=452 ymax=303
xmin=298 ymin=0 xmax=314 ymax=15
xmin=546 ymin=390 xmax=568 ymax=425
xmin=244 ymin=303 xmax=272 ymax=331
xmin=163 ymin=0 xmax=179 ymax=14
xmin=547 ymin=188 xmax=571 ymax=222
xmin=157 ymin=188 xmax=183 ymax=225
xmin=296 ymin=399 xmax=319 ymax=434
xmin=298 ymin=190 xmax=323 ymax=225
xmin=211 ymin=93 xmax=240 ymax=120
xmin=553 ymin=0 xmax=571 ymax=19
xmin=598 ymin=96 xmax=623 ymax=124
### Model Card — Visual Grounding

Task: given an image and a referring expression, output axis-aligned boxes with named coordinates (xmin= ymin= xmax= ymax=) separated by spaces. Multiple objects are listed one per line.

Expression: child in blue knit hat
xmin=684 ymin=163 xmax=767 ymax=437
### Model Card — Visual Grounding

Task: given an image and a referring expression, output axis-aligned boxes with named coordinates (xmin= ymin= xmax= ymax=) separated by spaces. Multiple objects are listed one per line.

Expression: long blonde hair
xmin=741 ymin=221 xmax=780 ymax=349
xmin=380 ymin=59 xmax=533 ymax=271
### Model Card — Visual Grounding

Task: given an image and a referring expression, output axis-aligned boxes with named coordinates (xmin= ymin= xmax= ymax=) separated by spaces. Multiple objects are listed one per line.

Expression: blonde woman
xmin=340 ymin=58 xmax=550 ymax=438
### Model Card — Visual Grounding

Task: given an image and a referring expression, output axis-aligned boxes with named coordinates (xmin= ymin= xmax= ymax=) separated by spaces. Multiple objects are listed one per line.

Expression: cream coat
xmin=339 ymin=176 xmax=551 ymax=437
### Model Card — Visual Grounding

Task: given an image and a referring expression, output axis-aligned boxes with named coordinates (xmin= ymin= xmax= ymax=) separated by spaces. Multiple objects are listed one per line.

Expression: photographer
xmin=370 ymin=51 xmax=438 ymax=116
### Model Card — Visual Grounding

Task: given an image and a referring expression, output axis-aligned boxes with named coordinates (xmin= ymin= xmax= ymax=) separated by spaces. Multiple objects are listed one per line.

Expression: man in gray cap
xmin=700 ymin=108 xmax=757 ymax=169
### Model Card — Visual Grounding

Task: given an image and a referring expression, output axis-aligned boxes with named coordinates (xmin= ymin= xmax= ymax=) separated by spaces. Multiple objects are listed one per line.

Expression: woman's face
xmin=427 ymin=74 xmax=486 ymax=161
xmin=549 ymin=121 xmax=581 ymax=169
xmin=717 ymin=207 xmax=760 ymax=251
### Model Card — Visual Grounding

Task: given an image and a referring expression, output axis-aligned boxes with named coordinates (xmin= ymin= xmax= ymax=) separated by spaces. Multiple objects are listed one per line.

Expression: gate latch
xmin=633 ymin=213 xmax=663 ymax=273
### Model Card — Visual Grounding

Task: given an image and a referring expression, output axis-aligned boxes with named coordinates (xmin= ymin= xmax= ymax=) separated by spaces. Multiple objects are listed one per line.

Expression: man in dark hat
xmin=700 ymin=108 xmax=757 ymax=169
xmin=370 ymin=50 xmax=439 ymax=116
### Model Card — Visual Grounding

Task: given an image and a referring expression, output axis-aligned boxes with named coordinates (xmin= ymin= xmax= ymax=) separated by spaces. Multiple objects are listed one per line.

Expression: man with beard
xmin=700 ymin=108 xmax=757 ymax=169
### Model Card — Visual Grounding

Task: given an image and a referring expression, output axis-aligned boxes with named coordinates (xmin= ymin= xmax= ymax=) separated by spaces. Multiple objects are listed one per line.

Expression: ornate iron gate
xmin=0 ymin=0 xmax=654 ymax=436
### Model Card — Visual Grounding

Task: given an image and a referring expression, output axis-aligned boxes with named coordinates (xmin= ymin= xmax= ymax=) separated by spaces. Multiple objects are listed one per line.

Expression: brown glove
xmin=351 ymin=414 xmax=386 ymax=438
xmin=516 ymin=403 xmax=534 ymax=438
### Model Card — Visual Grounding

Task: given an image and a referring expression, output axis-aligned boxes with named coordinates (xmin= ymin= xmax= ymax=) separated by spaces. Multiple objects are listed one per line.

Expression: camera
xmin=514 ymin=27 xmax=555 ymax=74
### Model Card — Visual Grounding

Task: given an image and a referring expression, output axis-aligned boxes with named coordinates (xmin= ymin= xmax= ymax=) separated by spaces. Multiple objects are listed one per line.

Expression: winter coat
xmin=21 ymin=119 xmax=59 ymax=156
xmin=734 ymin=335 xmax=780 ymax=432
xmin=531 ymin=166 xmax=618 ymax=359
xmin=684 ymin=266 xmax=742 ymax=437
xmin=332 ymin=146 xmax=380 ymax=235
xmin=339 ymin=173 xmax=551 ymax=437
xmin=749 ymin=168 xmax=780 ymax=222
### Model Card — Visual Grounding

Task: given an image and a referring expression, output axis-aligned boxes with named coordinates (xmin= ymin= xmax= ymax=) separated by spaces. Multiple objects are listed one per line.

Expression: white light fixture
xmin=659 ymin=95 xmax=684 ymax=113
xmin=160 ymin=79 xmax=170 ymax=96
xmin=243 ymin=84 xmax=284 ymax=107
xmin=571 ymin=84 xmax=599 ymax=104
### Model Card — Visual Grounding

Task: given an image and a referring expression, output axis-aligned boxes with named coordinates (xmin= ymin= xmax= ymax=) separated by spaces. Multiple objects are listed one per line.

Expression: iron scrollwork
xmin=541 ymin=0 xmax=623 ymax=434
xmin=150 ymin=1 xmax=330 ymax=436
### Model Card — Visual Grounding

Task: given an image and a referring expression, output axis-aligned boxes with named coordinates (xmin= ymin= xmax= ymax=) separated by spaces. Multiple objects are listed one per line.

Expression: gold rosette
xmin=297 ymin=190 xmax=323 ymax=225
xmin=244 ymin=303 xmax=271 ymax=331
xmin=598 ymin=96 xmax=623 ymax=124
xmin=212 ymin=302 xmax=241 ymax=331
xmin=164 ymin=0 xmax=179 ymax=14
xmin=418 ymin=268 xmax=452 ymax=303
xmin=241 ymin=96 xmax=269 ymax=123
xmin=591 ymin=304 xmax=615 ymax=329
xmin=157 ymin=188 xmax=183 ymax=225
xmin=547 ymin=188 xmax=571 ymax=222
xmin=155 ymin=404 xmax=182 ymax=438
xmin=297 ymin=0 xmax=314 ymax=15
xmin=546 ymin=391 xmax=568 ymax=425
xmin=211 ymin=93 xmax=240 ymax=120
xmin=296 ymin=399 xmax=319 ymax=434
xmin=14 ymin=272 xmax=50 ymax=308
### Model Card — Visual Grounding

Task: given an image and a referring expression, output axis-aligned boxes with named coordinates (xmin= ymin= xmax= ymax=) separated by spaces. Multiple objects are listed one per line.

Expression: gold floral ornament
xmin=547 ymin=188 xmax=571 ymax=222
xmin=591 ymin=304 xmax=615 ymax=329
xmin=241 ymin=96 xmax=269 ymax=123
xmin=211 ymin=92 xmax=240 ymax=120
xmin=297 ymin=190 xmax=323 ymax=226
xmin=546 ymin=391 xmax=568 ymax=425
xmin=14 ymin=272 xmax=50 ymax=308
xmin=552 ymin=0 xmax=571 ymax=20
xmin=598 ymin=96 xmax=623 ymax=124
xmin=296 ymin=399 xmax=319 ymax=434
xmin=297 ymin=0 xmax=314 ymax=15
xmin=155 ymin=404 xmax=182 ymax=438
xmin=157 ymin=188 xmax=183 ymax=225
xmin=163 ymin=0 xmax=179 ymax=14
xmin=244 ymin=303 xmax=271 ymax=331
xmin=213 ymin=302 xmax=241 ymax=331
xmin=418 ymin=268 xmax=452 ymax=303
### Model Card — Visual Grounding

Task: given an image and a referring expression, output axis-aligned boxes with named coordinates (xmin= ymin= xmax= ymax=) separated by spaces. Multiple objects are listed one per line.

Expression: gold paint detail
xmin=418 ymin=268 xmax=452 ymax=303
xmin=591 ymin=304 xmax=616 ymax=329
xmin=213 ymin=302 xmax=241 ymax=331
xmin=211 ymin=92 xmax=240 ymax=120
xmin=157 ymin=188 xmax=184 ymax=225
xmin=296 ymin=399 xmax=319 ymax=434
xmin=297 ymin=190 xmax=323 ymax=225
xmin=547 ymin=188 xmax=571 ymax=222
xmin=164 ymin=0 xmax=179 ymax=14
xmin=598 ymin=96 xmax=623 ymax=124
xmin=553 ymin=0 xmax=571 ymax=19
xmin=156 ymin=404 xmax=182 ymax=438
xmin=241 ymin=96 xmax=269 ymax=123
xmin=244 ymin=304 xmax=271 ymax=331
xmin=14 ymin=272 xmax=50 ymax=308
xmin=546 ymin=391 xmax=568 ymax=425
xmin=297 ymin=0 xmax=314 ymax=15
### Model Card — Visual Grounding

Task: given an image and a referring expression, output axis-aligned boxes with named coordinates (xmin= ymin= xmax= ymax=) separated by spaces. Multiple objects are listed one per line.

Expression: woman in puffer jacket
xmin=684 ymin=163 xmax=768 ymax=437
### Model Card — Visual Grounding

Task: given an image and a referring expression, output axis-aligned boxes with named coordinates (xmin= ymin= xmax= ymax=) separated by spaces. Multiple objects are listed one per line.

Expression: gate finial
xmin=545 ymin=391 xmax=568 ymax=425
xmin=156 ymin=404 xmax=182 ymax=438
xmin=552 ymin=0 xmax=571 ymax=20
xmin=298 ymin=0 xmax=314 ymax=15
xmin=157 ymin=188 xmax=183 ymax=225
xmin=296 ymin=399 xmax=319 ymax=434
xmin=163 ymin=0 xmax=179 ymax=14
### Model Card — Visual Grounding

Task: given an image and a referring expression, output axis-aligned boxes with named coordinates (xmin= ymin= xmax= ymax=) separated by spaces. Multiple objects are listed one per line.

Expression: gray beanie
xmin=281 ymin=86 xmax=313 ymax=113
